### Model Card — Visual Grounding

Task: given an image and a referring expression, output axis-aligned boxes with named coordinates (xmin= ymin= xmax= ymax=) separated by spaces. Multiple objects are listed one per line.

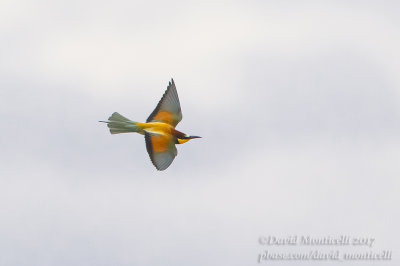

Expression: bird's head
xmin=177 ymin=135 xmax=201 ymax=144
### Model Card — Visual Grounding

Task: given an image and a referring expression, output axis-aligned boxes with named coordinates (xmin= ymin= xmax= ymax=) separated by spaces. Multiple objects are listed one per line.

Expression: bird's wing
xmin=146 ymin=79 xmax=182 ymax=127
xmin=145 ymin=132 xmax=177 ymax=170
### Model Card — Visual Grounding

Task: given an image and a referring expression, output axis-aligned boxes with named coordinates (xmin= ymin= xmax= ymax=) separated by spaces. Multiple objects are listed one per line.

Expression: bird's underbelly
xmin=136 ymin=122 xmax=173 ymax=136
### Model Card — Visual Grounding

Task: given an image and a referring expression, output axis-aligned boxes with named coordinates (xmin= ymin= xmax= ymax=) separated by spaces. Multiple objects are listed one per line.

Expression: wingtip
xmin=168 ymin=78 xmax=175 ymax=87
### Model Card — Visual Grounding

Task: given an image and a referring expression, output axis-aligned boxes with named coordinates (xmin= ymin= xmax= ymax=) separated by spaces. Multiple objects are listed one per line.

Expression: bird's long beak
xmin=189 ymin=136 xmax=201 ymax=139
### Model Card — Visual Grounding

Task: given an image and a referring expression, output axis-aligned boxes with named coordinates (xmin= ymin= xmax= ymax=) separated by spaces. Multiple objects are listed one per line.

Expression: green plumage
xmin=101 ymin=112 xmax=143 ymax=134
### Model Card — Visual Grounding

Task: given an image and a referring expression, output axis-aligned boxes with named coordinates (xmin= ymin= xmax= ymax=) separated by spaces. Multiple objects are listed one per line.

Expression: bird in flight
xmin=100 ymin=79 xmax=201 ymax=170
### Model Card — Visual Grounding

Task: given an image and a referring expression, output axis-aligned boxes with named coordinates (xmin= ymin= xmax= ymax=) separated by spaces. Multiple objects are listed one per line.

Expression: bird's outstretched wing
xmin=145 ymin=132 xmax=177 ymax=171
xmin=147 ymin=79 xmax=182 ymax=127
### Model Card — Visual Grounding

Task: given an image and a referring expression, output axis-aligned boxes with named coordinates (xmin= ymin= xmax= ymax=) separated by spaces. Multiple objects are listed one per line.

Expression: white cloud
xmin=0 ymin=1 xmax=399 ymax=265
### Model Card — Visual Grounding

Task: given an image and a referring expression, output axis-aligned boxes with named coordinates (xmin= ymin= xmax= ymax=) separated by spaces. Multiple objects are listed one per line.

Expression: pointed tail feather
xmin=100 ymin=112 xmax=143 ymax=134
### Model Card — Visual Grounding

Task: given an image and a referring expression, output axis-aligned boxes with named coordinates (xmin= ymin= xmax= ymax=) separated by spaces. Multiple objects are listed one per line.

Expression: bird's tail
xmin=100 ymin=112 xmax=143 ymax=134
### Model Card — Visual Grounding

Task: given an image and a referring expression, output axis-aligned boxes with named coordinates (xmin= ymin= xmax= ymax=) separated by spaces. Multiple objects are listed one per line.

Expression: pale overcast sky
xmin=0 ymin=1 xmax=399 ymax=265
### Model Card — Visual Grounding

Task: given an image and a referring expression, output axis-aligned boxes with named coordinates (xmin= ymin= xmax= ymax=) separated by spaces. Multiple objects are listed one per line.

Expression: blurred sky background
xmin=0 ymin=0 xmax=399 ymax=265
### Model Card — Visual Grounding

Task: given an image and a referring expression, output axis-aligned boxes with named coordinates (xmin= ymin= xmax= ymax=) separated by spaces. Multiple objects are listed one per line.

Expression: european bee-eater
xmin=101 ymin=79 xmax=200 ymax=170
